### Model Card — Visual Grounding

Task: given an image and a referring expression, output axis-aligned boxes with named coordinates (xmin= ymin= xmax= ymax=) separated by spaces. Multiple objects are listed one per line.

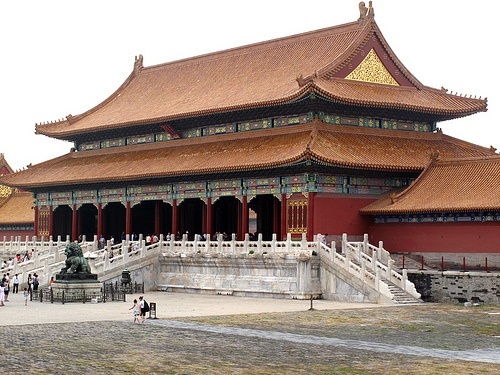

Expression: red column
xmin=241 ymin=196 xmax=248 ymax=240
xmin=71 ymin=204 xmax=78 ymax=241
xmin=34 ymin=206 xmax=39 ymax=237
xmin=307 ymin=192 xmax=315 ymax=241
xmin=172 ymin=199 xmax=178 ymax=238
xmin=280 ymin=193 xmax=287 ymax=240
xmin=205 ymin=197 xmax=212 ymax=238
xmin=48 ymin=206 xmax=54 ymax=238
xmin=125 ymin=201 xmax=132 ymax=236
xmin=97 ymin=203 xmax=103 ymax=238
xmin=154 ymin=200 xmax=161 ymax=236
xmin=273 ymin=197 xmax=280 ymax=239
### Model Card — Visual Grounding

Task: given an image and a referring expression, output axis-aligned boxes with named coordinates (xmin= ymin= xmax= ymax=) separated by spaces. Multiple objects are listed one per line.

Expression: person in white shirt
xmin=12 ymin=273 xmax=20 ymax=293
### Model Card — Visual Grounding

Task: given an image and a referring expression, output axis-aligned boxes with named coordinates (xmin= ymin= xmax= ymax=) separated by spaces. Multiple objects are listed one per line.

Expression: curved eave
xmin=34 ymin=86 xmax=313 ymax=140
xmin=0 ymin=156 xmax=309 ymax=190
xmin=310 ymin=154 xmax=422 ymax=173
xmin=0 ymin=127 xmax=315 ymax=190
xmin=312 ymin=81 xmax=487 ymax=119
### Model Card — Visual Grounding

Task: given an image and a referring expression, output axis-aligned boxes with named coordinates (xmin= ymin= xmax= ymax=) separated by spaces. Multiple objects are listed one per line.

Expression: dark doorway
xmin=160 ymin=202 xmax=173 ymax=237
xmin=248 ymin=194 xmax=281 ymax=240
xmin=178 ymin=198 xmax=204 ymax=239
xmin=132 ymin=200 xmax=155 ymax=238
xmin=78 ymin=203 xmax=97 ymax=240
xmin=53 ymin=205 xmax=72 ymax=240
xmin=213 ymin=196 xmax=240 ymax=238
xmin=103 ymin=202 xmax=125 ymax=242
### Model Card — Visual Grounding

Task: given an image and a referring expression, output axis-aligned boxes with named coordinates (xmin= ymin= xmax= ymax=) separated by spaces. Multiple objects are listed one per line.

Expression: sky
xmin=0 ymin=1 xmax=497 ymax=171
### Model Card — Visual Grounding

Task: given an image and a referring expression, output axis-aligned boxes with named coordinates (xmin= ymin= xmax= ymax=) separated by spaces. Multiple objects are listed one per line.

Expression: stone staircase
xmin=385 ymin=281 xmax=423 ymax=304
xmin=346 ymin=257 xmax=422 ymax=304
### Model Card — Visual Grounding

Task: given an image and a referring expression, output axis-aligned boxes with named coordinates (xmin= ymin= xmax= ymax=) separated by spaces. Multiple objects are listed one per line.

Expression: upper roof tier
xmin=2 ymin=121 xmax=495 ymax=190
xmin=35 ymin=4 xmax=487 ymax=140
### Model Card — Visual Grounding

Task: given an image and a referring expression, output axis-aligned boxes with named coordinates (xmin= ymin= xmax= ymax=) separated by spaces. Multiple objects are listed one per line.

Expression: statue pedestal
xmin=51 ymin=275 xmax=102 ymax=302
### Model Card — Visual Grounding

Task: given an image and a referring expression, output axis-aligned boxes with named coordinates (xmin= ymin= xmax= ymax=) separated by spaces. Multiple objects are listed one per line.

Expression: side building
xmin=0 ymin=154 xmax=34 ymax=239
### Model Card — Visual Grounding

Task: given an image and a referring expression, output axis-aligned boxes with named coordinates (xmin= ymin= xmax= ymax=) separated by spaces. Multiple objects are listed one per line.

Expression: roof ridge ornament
xmin=134 ymin=54 xmax=144 ymax=74
xmin=358 ymin=1 xmax=375 ymax=25
xmin=429 ymin=150 xmax=441 ymax=162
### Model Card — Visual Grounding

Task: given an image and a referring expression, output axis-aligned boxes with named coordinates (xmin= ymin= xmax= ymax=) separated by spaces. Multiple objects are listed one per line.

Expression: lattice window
xmin=287 ymin=200 xmax=307 ymax=234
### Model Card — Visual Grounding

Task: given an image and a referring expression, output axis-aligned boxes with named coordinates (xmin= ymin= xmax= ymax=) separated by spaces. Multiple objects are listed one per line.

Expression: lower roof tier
xmin=1 ymin=121 xmax=495 ymax=190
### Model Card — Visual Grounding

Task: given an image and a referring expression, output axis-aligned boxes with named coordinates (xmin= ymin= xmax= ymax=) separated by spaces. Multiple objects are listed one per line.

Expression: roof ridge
xmin=143 ymin=22 xmax=362 ymax=73
xmin=389 ymin=151 xmax=439 ymax=204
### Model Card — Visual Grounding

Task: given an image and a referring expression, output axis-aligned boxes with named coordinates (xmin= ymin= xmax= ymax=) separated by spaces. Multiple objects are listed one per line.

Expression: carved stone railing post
xmin=300 ymin=233 xmax=308 ymax=250
xmin=286 ymin=233 xmax=292 ymax=252
xmin=257 ymin=233 xmax=263 ymax=253
xmin=387 ymin=258 xmax=394 ymax=283
xmin=243 ymin=233 xmax=249 ymax=253
xmin=231 ymin=233 xmax=236 ymax=254
xmin=159 ymin=234 xmax=164 ymax=252
xmin=372 ymin=249 xmax=378 ymax=272
xmin=402 ymin=268 xmax=408 ymax=292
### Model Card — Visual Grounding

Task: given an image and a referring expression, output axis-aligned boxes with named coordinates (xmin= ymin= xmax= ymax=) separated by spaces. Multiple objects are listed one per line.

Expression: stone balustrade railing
xmin=1 ymin=232 xmax=418 ymax=302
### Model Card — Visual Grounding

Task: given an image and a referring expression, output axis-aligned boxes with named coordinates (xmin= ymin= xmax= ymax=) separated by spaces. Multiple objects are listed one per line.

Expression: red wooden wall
xmin=366 ymin=221 xmax=500 ymax=253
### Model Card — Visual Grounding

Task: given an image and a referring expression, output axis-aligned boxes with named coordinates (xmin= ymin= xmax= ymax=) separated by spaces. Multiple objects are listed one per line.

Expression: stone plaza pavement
xmin=1 ymin=291 xmax=499 ymax=374
xmin=2 ymin=290 xmax=379 ymax=326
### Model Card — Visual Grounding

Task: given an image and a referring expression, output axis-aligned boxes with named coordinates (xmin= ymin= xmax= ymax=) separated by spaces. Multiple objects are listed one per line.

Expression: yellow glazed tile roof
xmin=360 ymin=155 xmax=500 ymax=214
xmin=35 ymin=11 xmax=486 ymax=139
xmin=2 ymin=122 xmax=494 ymax=189
xmin=0 ymin=191 xmax=34 ymax=224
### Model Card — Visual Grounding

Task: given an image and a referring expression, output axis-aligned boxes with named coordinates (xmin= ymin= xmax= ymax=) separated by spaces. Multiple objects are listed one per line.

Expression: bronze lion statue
xmin=60 ymin=242 xmax=92 ymax=274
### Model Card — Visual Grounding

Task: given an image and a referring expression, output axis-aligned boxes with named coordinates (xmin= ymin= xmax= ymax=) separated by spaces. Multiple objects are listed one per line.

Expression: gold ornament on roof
xmin=0 ymin=184 xmax=12 ymax=198
xmin=345 ymin=49 xmax=399 ymax=86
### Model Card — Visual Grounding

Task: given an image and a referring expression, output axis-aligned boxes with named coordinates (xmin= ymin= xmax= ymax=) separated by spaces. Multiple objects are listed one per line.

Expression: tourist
xmin=3 ymin=273 xmax=10 ymax=301
xmin=32 ymin=273 xmax=39 ymax=292
xmin=129 ymin=299 xmax=140 ymax=323
xmin=27 ymin=273 xmax=33 ymax=293
xmin=0 ymin=282 xmax=4 ymax=306
xmin=49 ymin=276 xmax=55 ymax=289
xmin=138 ymin=296 xmax=146 ymax=323
xmin=12 ymin=273 xmax=19 ymax=293
xmin=23 ymin=287 xmax=29 ymax=306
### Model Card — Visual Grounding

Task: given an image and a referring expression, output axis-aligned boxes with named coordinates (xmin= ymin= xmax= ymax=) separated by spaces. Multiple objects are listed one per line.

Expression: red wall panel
xmin=367 ymin=222 xmax=500 ymax=253
xmin=313 ymin=194 xmax=377 ymax=236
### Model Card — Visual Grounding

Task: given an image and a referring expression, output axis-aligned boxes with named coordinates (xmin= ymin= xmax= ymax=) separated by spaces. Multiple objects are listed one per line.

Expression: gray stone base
xmin=51 ymin=280 xmax=102 ymax=302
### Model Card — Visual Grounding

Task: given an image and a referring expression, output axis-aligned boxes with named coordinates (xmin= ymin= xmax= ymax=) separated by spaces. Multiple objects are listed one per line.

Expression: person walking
xmin=32 ymin=273 xmax=39 ymax=292
xmin=3 ymin=273 xmax=10 ymax=301
xmin=138 ymin=296 xmax=150 ymax=323
xmin=23 ymin=287 xmax=29 ymax=306
xmin=12 ymin=274 xmax=19 ymax=293
xmin=129 ymin=299 xmax=140 ymax=323
xmin=0 ymin=282 xmax=5 ymax=306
